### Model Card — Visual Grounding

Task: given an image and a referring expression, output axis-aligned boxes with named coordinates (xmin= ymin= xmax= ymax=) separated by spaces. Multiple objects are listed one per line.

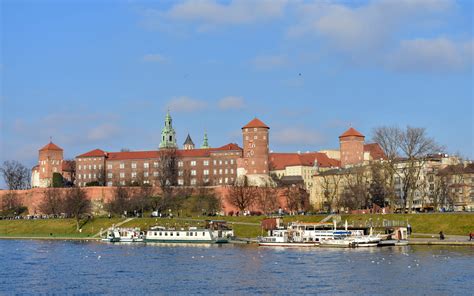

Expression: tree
xmin=52 ymin=172 xmax=64 ymax=188
xmin=0 ymin=160 xmax=31 ymax=190
xmin=226 ymin=177 xmax=258 ymax=213
xmin=63 ymin=187 xmax=91 ymax=230
xmin=369 ymin=163 xmax=389 ymax=207
xmin=373 ymin=126 xmax=441 ymax=212
xmin=285 ymin=185 xmax=309 ymax=214
xmin=1 ymin=191 xmax=27 ymax=216
xmin=340 ymin=167 xmax=371 ymax=210
xmin=107 ymin=186 xmax=131 ymax=216
xmin=39 ymin=188 xmax=63 ymax=215
xmin=256 ymin=187 xmax=278 ymax=215
xmin=319 ymin=172 xmax=342 ymax=212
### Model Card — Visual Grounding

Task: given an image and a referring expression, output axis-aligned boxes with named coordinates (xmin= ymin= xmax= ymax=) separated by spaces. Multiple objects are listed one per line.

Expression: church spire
xmin=183 ymin=133 xmax=195 ymax=150
xmin=159 ymin=111 xmax=177 ymax=149
xmin=201 ymin=131 xmax=209 ymax=149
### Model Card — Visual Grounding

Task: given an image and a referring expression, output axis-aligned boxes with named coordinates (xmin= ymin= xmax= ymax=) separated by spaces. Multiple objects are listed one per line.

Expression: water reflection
xmin=0 ymin=240 xmax=472 ymax=295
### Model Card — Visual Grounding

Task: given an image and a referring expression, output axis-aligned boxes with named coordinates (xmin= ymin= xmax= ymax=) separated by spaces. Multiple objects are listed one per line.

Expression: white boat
xmin=145 ymin=226 xmax=231 ymax=244
xmin=101 ymin=227 xmax=145 ymax=243
xmin=319 ymin=236 xmax=357 ymax=248
xmin=258 ymin=229 xmax=317 ymax=247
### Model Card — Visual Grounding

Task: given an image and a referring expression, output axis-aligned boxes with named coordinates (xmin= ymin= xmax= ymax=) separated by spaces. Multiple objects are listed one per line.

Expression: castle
xmin=32 ymin=112 xmax=384 ymax=191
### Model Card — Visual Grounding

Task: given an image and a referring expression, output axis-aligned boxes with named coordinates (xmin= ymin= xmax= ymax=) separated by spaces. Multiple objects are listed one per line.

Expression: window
xmin=204 ymin=170 xmax=209 ymax=176
xmin=219 ymin=160 xmax=222 ymax=165
xmin=93 ymin=173 xmax=96 ymax=179
xmin=225 ymin=169 xmax=228 ymax=174
xmin=191 ymin=170 xmax=197 ymax=176
xmin=213 ymin=169 xmax=217 ymax=175
xmin=144 ymin=172 xmax=149 ymax=177
xmin=213 ymin=160 xmax=217 ymax=165
xmin=178 ymin=161 xmax=183 ymax=167
xmin=120 ymin=172 xmax=125 ymax=178
xmin=78 ymin=165 xmax=82 ymax=170
xmin=99 ymin=165 xmax=102 ymax=170
xmin=154 ymin=171 xmax=159 ymax=177
xmin=131 ymin=163 xmax=137 ymax=169
xmin=107 ymin=182 xmax=113 ymax=187
xmin=190 ymin=161 xmax=196 ymax=166
xmin=88 ymin=174 xmax=91 ymax=179
xmin=89 ymin=165 xmax=92 ymax=170
xmin=144 ymin=162 xmax=149 ymax=169
xmin=78 ymin=174 xmax=81 ymax=179
xmin=219 ymin=169 xmax=222 ymax=175
xmin=225 ymin=161 xmax=228 ymax=165
xmin=178 ymin=179 xmax=184 ymax=185
xmin=225 ymin=177 xmax=228 ymax=183
xmin=107 ymin=164 xmax=112 ymax=169
xmin=203 ymin=160 xmax=209 ymax=166
xmin=120 ymin=163 xmax=125 ymax=169
xmin=120 ymin=180 xmax=125 ymax=185
xmin=191 ymin=179 xmax=197 ymax=185
xmin=178 ymin=171 xmax=183 ymax=176
xmin=230 ymin=159 xmax=234 ymax=165
xmin=153 ymin=162 xmax=159 ymax=168
xmin=93 ymin=165 xmax=96 ymax=170
xmin=254 ymin=136 xmax=257 ymax=139
xmin=131 ymin=172 xmax=137 ymax=178
xmin=144 ymin=180 xmax=150 ymax=184
xmin=230 ymin=169 xmax=234 ymax=174
xmin=108 ymin=173 xmax=113 ymax=178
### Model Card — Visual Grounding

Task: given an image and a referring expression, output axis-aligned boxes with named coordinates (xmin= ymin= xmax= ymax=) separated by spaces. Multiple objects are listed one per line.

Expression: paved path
xmin=92 ymin=217 xmax=135 ymax=238
xmin=409 ymin=232 xmax=474 ymax=245
xmin=173 ymin=217 xmax=260 ymax=226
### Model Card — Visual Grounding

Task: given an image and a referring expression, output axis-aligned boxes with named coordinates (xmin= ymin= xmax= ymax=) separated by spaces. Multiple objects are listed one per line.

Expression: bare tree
xmin=63 ymin=187 xmax=91 ymax=230
xmin=340 ymin=167 xmax=371 ymax=210
xmin=107 ymin=186 xmax=131 ymax=216
xmin=226 ymin=177 xmax=258 ymax=213
xmin=372 ymin=126 xmax=441 ymax=212
xmin=369 ymin=162 xmax=389 ymax=207
xmin=1 ymin=191 xmax=27 ymax=216
xmin=0 ymin=160 xmax=31 ymax=190
xmin=319 ymin=172 xmax=342 ymax=212
xmin=285 ymin=185 xmax=309 ymax=214
xmin=256 ymin=187 xmax=278 ymax=215
xmin=39 ymin=188 xmax=63 ymax=215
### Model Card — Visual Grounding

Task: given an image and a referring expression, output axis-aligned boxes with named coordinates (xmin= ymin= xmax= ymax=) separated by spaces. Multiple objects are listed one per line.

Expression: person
xmin=469 ymin=232 xmax=473 ymax=241
xmin=407 ymin=224 xmax=412 ymax=235
xmin=439 ymin=231 xmax=445 ymax=240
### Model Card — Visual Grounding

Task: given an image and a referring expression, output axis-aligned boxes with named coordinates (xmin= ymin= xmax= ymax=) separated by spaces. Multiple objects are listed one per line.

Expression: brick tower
xmin=339 ymin=127 xmax=365 ymax=168
xmin=237 ymin=118 xmax=274 ymax=186
xmin=38 ymin=141 xmax=64 ymax=187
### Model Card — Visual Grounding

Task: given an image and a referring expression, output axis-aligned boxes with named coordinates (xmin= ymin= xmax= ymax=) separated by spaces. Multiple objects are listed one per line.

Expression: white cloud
xmin=166 ymin=96 xmax=207 ymax=112
xmin=386 ymin=37 xmax=473 ymax=72
xmin=288 ymin=0 xmax=454 ymax=59
xmin=87 ymin=123 xmax=120 ymax=141
xmin=141 ymin=0 xmax=288 ymax=32
xmin=218 ymin=96 xmax=245 ymax=110
xmin=143 ymin=53 xmax=167 ymax=63
xmin=252 ymin=54 xmax=288 ymax=70
xmin=273 ymin=127 xmax=326 ymax=146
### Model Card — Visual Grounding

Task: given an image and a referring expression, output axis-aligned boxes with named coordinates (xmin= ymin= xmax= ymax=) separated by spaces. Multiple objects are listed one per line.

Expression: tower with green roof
xmin=201 ymin=131 xmax=210 ymax=149
xmin=159 ymin=111 xmax=177 ymax=149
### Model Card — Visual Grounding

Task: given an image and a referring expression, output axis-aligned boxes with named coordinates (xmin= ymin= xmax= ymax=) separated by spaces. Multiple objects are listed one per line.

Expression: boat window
xmin=165 ymin=232 xmax=168 ymax=236
xmin=154 ymin=232 xmax=157 ymax=236
xmin=159 ymin=232 xmax=162 ymax=236
xmin=190 ymin=232 xmax=193 ymax=236
xmin=202 ymin=232 xmax=205 ymax=236
xmin=176 ymin=232 xmax=180 ymax=236
xmin=170 ymin=232 xmax=173 ymax=236
xmin=195 ymin=232 xmax=197 ymax=236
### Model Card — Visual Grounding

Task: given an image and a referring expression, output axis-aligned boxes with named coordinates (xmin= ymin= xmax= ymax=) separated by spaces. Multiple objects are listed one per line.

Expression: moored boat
xmin=145 ymin=226 xmax=230 ymax=244
xmin=101 ymin=227 xmax=145 ymax=243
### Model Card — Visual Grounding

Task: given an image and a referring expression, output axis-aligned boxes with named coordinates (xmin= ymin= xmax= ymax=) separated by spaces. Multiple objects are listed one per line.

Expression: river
xmin=0 ymin=240 xmax=472 ymax=295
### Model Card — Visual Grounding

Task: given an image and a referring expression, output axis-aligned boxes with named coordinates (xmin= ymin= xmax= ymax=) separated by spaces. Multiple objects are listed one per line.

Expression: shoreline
xmin=1 ymin=236 xmax=473 ymax=246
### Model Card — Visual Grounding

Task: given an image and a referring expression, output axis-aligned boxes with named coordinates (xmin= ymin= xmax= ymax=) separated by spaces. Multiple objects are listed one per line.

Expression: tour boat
xmin=258 ymin=229 xmax=318 ymax=247
xmin=145 ymin=226 xmax=231 ymax=244
xmin=101 ymin=227 xmax=145 ymax=243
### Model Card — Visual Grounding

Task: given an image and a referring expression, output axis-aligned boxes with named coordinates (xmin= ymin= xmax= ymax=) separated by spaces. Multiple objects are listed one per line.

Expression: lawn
xmin=0 ymin=213 xmax=472 ymax=238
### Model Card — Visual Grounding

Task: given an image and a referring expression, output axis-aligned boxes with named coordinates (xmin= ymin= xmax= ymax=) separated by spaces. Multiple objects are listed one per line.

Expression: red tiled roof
xmin=39 ymin=142 xmax=63 ymax=151
xmin=269 ymin=152 xmax=340 ymax=170
xmin=339 ymin=127 xmax=364 ymax=138
xmin=77 ymin=149 xmax=107 ymax=158
xmin=364 ymin=143 xmax=386 ymax=160
xmin=242 ymin=118 xmax=269 ymax=129
xmin=62 ymin=160 xmax=75 ymax=172
xmin=107 ymin=151 xmax=160 ymax=161
xmin=82 ymin=143 xmax=243 ymax=161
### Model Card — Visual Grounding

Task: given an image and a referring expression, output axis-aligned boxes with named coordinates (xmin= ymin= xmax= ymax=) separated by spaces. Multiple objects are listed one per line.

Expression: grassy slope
xmin=0 ymin=214 xmax=472 ymax=238
xmin=0 ymin=218 xmax=123 ymax=238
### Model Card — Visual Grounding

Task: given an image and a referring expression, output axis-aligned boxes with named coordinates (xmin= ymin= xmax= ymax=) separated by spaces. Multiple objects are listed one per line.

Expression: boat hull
xmin=145 ymin=239 xmax=228 ymax=244
xmin=259 ymin=242 xmax=318 ymax=247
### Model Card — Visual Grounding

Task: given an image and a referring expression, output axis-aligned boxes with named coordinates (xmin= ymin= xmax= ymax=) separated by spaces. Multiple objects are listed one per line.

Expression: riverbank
xmin=1 ymin=213 xmax=472 ymax=241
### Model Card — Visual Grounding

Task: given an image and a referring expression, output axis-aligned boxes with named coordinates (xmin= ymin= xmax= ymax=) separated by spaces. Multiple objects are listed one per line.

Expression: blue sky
xmin=1 ymin=0 xmax=473 ymax=184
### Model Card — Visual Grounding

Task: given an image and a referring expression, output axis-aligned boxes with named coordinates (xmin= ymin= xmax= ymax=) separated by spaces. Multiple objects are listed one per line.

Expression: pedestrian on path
xmin=439 ymin=231 xmax=445 ymax=240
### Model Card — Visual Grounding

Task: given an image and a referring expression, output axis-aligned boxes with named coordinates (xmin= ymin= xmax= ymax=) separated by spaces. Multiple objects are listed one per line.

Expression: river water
xmin=0 ymin=240 xmax=472 ymax=295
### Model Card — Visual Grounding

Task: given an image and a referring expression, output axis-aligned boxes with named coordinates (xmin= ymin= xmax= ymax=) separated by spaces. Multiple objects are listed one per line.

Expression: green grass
xmin=0 ymin=218 xmax=124 ymax=238
xmin=1 ymin=213 xmax=472 ymax=238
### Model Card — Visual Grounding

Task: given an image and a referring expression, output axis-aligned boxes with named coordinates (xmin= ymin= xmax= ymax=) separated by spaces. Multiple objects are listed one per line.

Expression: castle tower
xmin=236 ymin=118 xmax=274 ymax=186
xmin=38 ymin=141 xmax=64 ymax=187
xmin=183 ymin=134 xmax=195 ymax=150
xmin=339 ymin=127 xmax=365 ymax=168
xmin=201 ymin=132 xmax=210 ymax=149
xmin=159 ymin=111 xmax=177 ymax=149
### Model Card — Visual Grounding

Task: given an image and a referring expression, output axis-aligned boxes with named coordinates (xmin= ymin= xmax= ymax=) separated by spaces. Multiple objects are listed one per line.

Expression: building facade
xmin=31 ymin=141 xmax=74 ymax=187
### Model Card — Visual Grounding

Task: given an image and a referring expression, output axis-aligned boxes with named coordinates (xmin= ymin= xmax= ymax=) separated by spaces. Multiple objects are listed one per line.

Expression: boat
xmin=378 ymin=227 xmax=409 ymax=246
xmin=258 ymin=229 xmax=318 ymax=247
xmin=101 ymin=227 xmax=145 ymax=243
xmin=319 ymin=236 xmax=357 ymax=248
xmin=145 ymin=226 xmax=230 ymax=244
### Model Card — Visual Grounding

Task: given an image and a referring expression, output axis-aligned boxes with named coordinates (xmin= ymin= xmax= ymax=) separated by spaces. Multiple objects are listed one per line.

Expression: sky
xmin=0 ymin=0 xmax=473 ymax=187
